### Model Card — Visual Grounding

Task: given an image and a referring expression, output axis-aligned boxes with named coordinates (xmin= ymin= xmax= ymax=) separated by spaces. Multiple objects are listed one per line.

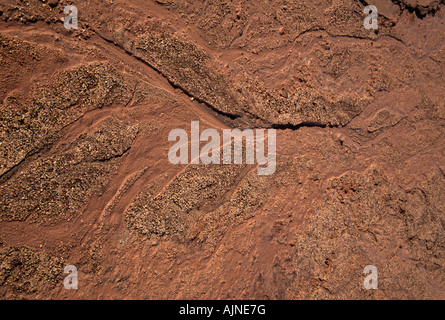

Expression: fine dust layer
xmin=0 ymin=0 xmax=444 ymax=299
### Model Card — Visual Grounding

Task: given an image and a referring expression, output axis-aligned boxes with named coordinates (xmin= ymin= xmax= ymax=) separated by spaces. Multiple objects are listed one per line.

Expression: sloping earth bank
xmin=0 ymin=0 xmax=444 ymax=299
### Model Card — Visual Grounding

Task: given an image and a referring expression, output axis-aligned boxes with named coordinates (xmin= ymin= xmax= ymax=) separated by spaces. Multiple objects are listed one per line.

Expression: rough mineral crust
xmin=0 ymin=0 xmax=444 ymax=299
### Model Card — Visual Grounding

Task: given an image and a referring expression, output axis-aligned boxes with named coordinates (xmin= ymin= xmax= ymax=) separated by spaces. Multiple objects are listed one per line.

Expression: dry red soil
xmin=0 ymin=0 xmax=444 ymax=299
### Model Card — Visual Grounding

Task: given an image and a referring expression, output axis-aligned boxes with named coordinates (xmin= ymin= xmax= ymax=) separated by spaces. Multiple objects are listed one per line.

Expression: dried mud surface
xmin=0 ymin=0 xmax=444 ymax=299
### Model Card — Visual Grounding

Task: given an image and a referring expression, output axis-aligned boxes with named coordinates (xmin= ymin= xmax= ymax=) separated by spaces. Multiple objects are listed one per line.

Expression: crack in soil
xmin=93 ymin=29 xmax=355 ymax=133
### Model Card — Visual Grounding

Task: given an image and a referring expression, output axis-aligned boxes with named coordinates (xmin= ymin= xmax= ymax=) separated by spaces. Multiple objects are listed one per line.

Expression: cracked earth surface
xmin=0 ymin=0 xmax=444 ymax=299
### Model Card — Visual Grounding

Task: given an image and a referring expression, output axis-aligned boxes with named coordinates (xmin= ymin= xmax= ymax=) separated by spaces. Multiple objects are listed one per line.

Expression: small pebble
xmin=48 ymin=0 xmax=59 ymax=8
